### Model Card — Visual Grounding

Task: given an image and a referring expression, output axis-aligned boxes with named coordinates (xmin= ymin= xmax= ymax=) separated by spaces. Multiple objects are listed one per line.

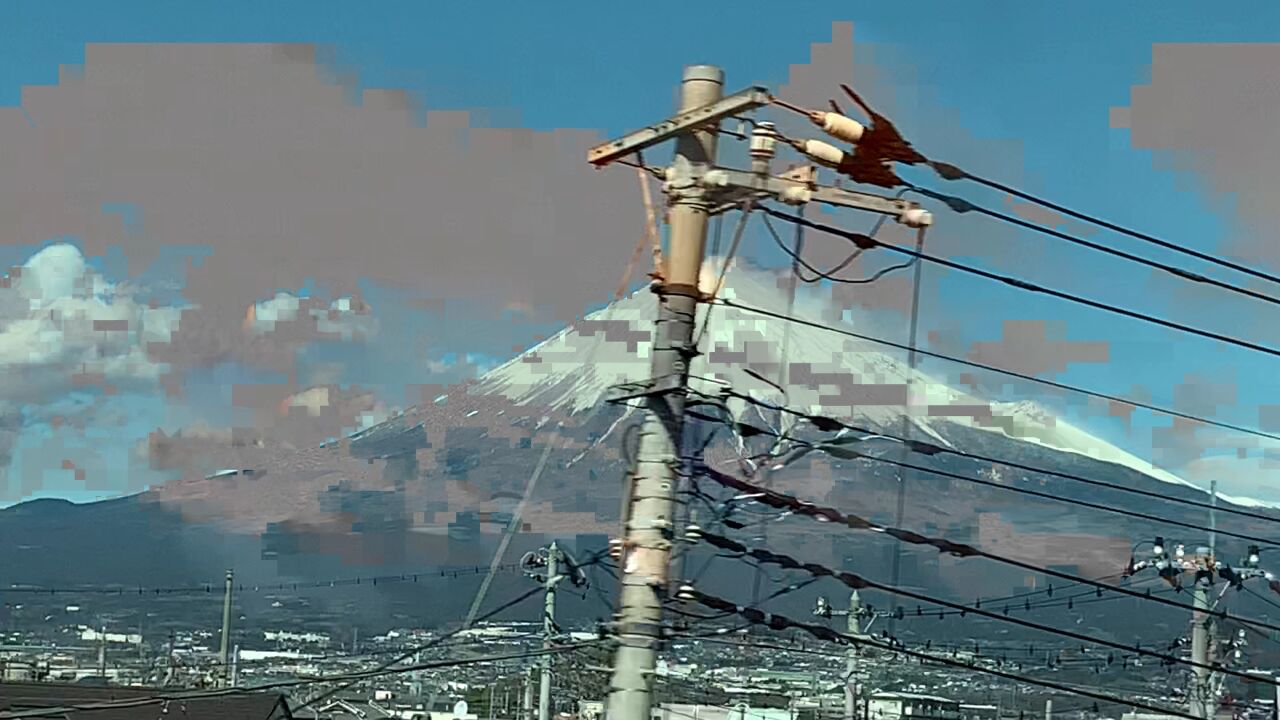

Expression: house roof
xmin=0 ymin=681 xmax=293 ymax=719
xmin=870 ymin=691 xmax=959 ymax=704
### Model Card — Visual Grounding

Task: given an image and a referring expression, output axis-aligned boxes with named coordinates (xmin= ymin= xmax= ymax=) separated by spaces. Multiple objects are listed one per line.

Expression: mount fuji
xmin=3 ymin=259 xmax=1278 ymax=638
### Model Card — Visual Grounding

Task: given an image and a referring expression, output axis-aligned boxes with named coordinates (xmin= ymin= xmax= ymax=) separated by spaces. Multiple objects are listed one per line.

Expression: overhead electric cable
xmin=692 ymin=462 xmax=1280 ymax=635
xmin=773 ymin=85 xmax=1280 ymax=291
xmin=0 ymin=643 xmax=601 ymax=719
xmin=690 ymin=528 xmax=1274 ymax=687
xmin=712 ymin=296 xmax=1280 ymax=446
xmin=925 ymin=160 xmax=1280 ymax=290
xmin=686 ymin=590 xmax=1203 ymax=720
xmin=909 ymin=186 xmax=1280 ymax=310
xmin=717 ymin=387 xmax=1280 ymax=529
xmin=3 ymin=564 xmax=523 ymax=596
xmin=688 ymin=398 xmax=1280 ymax=546
xmin=761 ymin=207 xmax=1280 ymax=361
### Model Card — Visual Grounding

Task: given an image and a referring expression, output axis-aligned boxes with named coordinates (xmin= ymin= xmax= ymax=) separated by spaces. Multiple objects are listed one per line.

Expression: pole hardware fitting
xmin=614 ymin=621 xmax=666 ymax=639
xmin=604 ymin=375 xmax=685 ymax=404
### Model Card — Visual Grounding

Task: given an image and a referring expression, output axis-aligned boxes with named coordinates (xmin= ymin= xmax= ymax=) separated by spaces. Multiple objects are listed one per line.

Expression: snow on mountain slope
xmin=469 ymin=258 xmax=1276 ymax=509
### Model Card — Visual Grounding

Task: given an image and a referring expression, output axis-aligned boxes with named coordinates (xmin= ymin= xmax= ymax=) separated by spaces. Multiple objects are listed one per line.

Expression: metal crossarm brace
xmin=587 ymin=87 xmax=771 ymax=167
xmin=700 ymin=167 xmax=920 ymax=217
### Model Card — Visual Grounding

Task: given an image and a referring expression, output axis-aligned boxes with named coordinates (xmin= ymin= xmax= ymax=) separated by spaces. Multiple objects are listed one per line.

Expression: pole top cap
xmin=683 ymin=65 xmax=724 ymax=84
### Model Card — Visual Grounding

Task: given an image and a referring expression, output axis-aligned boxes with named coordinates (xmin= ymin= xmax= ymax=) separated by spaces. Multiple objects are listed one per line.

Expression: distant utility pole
xmin=814 ymin=592 xmax=886 ymax=720
xmin=539 ymin=543 xmax=561 ymax=720
xmin=522 ymin=542 xmax=581 ymax=720
xmin=586 ymin=64 xmax=932 ymax=720
xmin=1127 ymin=537 xmax=1275 ymax=720
xmin=218 ymin=568 xmax=234 ymax=688
xmin=1190 ymin=574 xmax=1213 ymax=720
xmin=522 ymin=667 xmax=534 ymax=720
xmin=230 ymin=644 xmax=240 ymax=688
xmin=163 ymin=631 xmax=177 ymax=687
xmin=97 ymin=625 xmax=107 ymax=680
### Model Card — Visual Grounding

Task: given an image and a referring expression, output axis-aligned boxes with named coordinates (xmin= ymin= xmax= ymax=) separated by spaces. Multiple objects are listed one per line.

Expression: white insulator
xmin=899 ymin=208 xmax=933 ymax=228
xmin=800 ymin=139 xmax=845 ymax=167
xmin=750 ymin=122 xmax=778 ymax=158
xmin=701 ymin=169 xmax=731 ymax=187
xmin=814 ymin=112 xmax=865 ymax=143
xmin=779 ymin=186 xmax=811 ymax=205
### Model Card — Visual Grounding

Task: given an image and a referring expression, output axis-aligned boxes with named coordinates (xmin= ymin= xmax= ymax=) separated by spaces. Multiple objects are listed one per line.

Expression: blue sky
xmin=4 ymin=1 xmax=1280 ymax=503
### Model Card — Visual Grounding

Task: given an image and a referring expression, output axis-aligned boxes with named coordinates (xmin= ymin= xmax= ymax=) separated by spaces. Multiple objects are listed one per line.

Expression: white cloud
xmin=246 ymin=292 xmax=376 ymax=341
xmin=0 ymin=243 xmax=178 ymax=406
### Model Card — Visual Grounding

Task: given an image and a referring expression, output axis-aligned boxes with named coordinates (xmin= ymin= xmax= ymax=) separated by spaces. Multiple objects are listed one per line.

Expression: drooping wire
xmin=758 ymin=191 xmax=911 ymax=284
xmin=694 ymin=200 xmax=755 ymax=349
xmin=761 ymin=209 xmax=918 ymax=286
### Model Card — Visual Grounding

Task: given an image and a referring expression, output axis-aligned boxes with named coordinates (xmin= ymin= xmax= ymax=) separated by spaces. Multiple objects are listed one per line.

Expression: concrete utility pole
xmin=845 ymin=592 xmax=861 ymax=720
xmin=1190 ymin=575 xmax=1213 ymax=720
xmin=585 ymin=64 xmax=933 ymax=720
xmin=230 ymin=644 xmax=240 ymax=688
xmin=163 ymin=631 xmax=176 ymax=687
xmin=1044 ymin=699 xmax=1053 ymax=720
xmin=218 ymin=569 xmax=234 ymax=688
xmin=607 ymin=63 xmax=723 ymax=720
xmin=523 ymin=667 xmax=535 ymax=720
xmin=1126 ymin=538 xmax=1278 ymax=720
xmin=97 ymin=625 xmax=106 ymax=680
xmin=539 ymin=542 xmax=561 ymax=720
xmin=813 ymin=592 xmax=883 ymax=720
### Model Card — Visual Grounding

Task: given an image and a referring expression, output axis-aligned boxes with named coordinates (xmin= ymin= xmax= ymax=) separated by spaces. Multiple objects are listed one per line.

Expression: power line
xmin=294 ymin=548 xmax=612 ymax=714
xmin=0 ymin=643 xmax=602 ymax=719
xmin=925 ymin=160 xmax=1280 ymax=291
xmin=291 ymin=581 xmax=551 ymax=715
xmin=688 ymin=397 xmax=1280 ymax=547
xmin=758 ymin=198 xmax=913 ymax=284
xmin=1 ymin=564 xmax=524 ymax=596
xmin=686 ymin=589 xmax=1201 ymax=720
xmin=713 ymin=296 xmax=1280 ymax=446
xmin=691 ymin=462 xmax=1280 ymax=636
xmin=909 ymin=186 xmax=1280 ymax=310
xmin=688 ymin=528 xmax=1275 ymax=687
xmin=717 ymin=387 xmax=1280 ymax=529
xmin=774 ymin=88 xmax=1280 ymax=292
xmin=683 ymin=634 xmax=1165 ymax=680
xmin=760 ymin=207 xmax=1280 ymax=361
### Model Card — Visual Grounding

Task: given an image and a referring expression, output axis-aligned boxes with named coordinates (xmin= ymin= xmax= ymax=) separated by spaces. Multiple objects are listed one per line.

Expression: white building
xmin=867 ymin=692 xmax=960 ymax=720
xmin=579 ymin=701 xmax=605 ymax=720
xmin=77 ymin=628 xmax=142 ymax=645
xmin=652 ymin=704 xmax=793 ymax=720
xmin=959 ymin=705 xmax=999 ymax=720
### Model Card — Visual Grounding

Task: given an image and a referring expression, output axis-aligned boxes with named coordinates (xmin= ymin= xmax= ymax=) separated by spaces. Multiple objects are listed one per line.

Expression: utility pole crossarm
xmin=700 ymin=167 xmax=923 ymax=219
xmin=587 ymin=87 xmax=770 ymax=167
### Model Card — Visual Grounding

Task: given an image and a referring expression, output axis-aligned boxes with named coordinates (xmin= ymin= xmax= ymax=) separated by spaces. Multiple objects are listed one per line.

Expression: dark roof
xmin=0 ymin=681 xmax=293 ymax=719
